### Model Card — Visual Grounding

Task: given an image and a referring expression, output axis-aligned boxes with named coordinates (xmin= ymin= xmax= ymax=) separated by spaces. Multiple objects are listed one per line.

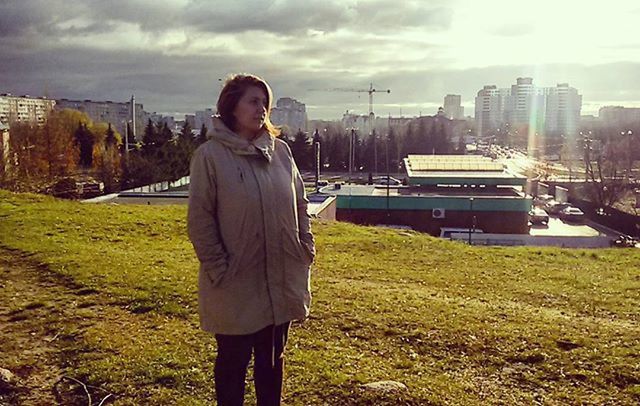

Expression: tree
xmin=142 ymin=119 xmax=158 ymax=156
xmin=93 ymin=123 xmax=122 ymax=193
xmin=42 ymin=109 xmax=89 ymax=177
xmin=290 ymin=130 xmax=312 ymax=170
xmin=583 ymin=135 xmax=627 ymax=208
xmin=196 ymin=123 xmax=207 ymax=146
xmin=173 ymin=121 xmax=196 ymax=178
xmin=456 ymin=132 xmax=466 ymax=154
xmin=386 ymin=126 xmax=400 ymax=173
xmin=75 ymin=123 xmax=94 ymax=168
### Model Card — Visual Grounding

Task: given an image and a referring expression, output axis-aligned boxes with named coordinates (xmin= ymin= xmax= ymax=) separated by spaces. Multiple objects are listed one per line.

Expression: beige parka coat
xmin=187 ymin=117 xmax=314 ymax=335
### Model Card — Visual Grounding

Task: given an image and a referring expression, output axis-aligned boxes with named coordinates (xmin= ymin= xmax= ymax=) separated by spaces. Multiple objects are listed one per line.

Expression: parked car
xmin=559 ymin=207 xmax=585 ymax=223
xmin=534 ymin=194 xmax=554 ymax=207
xmin=610 ymin=235 xmax=639 ymax=248
xmin=372 ymin=176 xmax=402 ymax=186
xmin=546 ymin=201 xmax=572 ymax=215
xmin=528 ymin=207 xmax=549 ymax=225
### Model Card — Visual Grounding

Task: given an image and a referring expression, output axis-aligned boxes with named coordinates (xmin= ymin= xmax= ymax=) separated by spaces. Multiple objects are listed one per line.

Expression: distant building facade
xmin=544 ymin=83 xmax=582 ymax=135
xmin=150 ymin=113 xmax=178 ymax=133
xmin=271 ymin=97 xmax=307 ymax=133
xmin=0 ymin=94 xmax=56 ymax=126
xmin=599 ymin=106 xmax=640 ymax=128
xmin=185 ymin=114 xmax=196 ymax=130
xmin=475 ymin=85 xmax=511 ymax=136
xmin=475 ymin=78 xmax=582 ymax=136
xmin=194 ymin=108 xmax=214 ymax=133
xmin=443 ymin=94 xmax=464 ymax=120
xmin=55 ymin=98 xmax=147 ymax=140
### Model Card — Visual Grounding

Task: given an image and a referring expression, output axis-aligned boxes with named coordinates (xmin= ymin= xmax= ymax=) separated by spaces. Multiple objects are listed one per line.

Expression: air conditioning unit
xmin=432 ymin=208 xmax=446 ymax=219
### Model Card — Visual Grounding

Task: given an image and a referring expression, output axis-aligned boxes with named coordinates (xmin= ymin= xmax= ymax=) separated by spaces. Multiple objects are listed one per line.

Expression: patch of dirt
xmin=0 ymin=248 xmax=112 ymax=405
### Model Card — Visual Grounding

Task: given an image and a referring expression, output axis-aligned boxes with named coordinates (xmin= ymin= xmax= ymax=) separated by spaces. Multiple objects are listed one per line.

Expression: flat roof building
xmin=55 ymin=98 xmax=147 ymax=141
xmin=0 ymin=94 xmax=56 ymax=126
xmin=320 ymin=155 xmax=531 ymax=235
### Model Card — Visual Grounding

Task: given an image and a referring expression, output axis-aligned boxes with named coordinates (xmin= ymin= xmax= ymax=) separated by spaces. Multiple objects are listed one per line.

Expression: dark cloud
xmin=0 ymin=0 xmax=453 ymax=40
xmin=2 ymin=33 xmax=639 ymax=119
xmin=0 ymin=1 xmax=638 ymax=119
xmin=0 ymin=0 xmax=62 ymax=37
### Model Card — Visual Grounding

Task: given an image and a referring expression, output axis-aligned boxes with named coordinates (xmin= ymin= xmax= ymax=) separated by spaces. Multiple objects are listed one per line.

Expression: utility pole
xmin=127 ymin=94 xmax=136 ymax=155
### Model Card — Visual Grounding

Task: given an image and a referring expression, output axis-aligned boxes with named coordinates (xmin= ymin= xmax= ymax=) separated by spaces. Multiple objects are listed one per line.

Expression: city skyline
xmin=1 ymin=1 xmax=639 ymax=119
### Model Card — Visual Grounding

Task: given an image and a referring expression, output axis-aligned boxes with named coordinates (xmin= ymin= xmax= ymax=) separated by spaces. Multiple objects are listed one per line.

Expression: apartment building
xmin=475 ymin=78 xmax=582 ymax=136
xmin=0 ymin=94 xmax=56 ymax=126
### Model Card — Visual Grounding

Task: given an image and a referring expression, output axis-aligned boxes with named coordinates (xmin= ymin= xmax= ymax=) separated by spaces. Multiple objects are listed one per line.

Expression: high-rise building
xmin=194 ymin=108 xmax=215 ymax=133
xmin=443 ymin=94 xmax=464 ymax=120
xmin=0 ymin=94 xmax=56 ymax=126
xmin=270 ymin=97 xmax=307 ymax=132
xmin=544 ymin=83 xmax=582 ymax=135
xmin=475 ymin=85 xmax=510 ymax=136
xmin=474 ymin=78 xmax=581 ymax=136
xmin=55 ymin=98 xmax=147 ymax=140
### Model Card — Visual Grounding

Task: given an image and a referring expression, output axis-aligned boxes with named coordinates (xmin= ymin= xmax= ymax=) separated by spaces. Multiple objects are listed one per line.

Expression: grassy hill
xmin=0 ymin=190 xmax=638 ymax=405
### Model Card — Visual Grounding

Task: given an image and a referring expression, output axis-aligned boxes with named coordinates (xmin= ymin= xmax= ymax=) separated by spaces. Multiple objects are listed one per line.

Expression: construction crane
xmin=311 ymin=83 xmax=391 ymax=175
xmin=312 ymin=82 xmax=391 ymax=118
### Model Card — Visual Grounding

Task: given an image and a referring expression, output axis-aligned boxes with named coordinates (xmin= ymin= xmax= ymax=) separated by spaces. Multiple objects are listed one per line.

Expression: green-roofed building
xmin=319 ymin=155 xmax=532 ymax=235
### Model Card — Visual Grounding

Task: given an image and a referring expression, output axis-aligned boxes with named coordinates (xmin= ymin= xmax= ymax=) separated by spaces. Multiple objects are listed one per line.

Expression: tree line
xmin=284 ymin=117 xmax=460 ymax=174
xmin=0 ymin=109 xmax=209 ymax=195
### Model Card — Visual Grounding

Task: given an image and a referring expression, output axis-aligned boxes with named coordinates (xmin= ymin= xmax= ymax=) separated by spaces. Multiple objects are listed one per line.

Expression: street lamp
xmin=468 ymin=197 xmax=475 ymax=244
xmin=621 ymin=130 xmax=634 ymax=182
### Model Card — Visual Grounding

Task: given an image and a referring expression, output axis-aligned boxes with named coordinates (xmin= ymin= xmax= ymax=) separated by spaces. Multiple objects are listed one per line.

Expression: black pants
xmin=214 ymin=322 xmax=291 ymax=406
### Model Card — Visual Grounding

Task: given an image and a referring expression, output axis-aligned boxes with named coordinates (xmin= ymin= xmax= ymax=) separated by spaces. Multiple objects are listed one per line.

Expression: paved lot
xmin=529 ymin=216 xmax=602 ymax=237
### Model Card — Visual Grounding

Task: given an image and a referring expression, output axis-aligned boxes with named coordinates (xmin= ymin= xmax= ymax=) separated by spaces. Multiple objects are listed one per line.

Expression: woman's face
xmin=233 ymin=86 xmax=268 ymax=139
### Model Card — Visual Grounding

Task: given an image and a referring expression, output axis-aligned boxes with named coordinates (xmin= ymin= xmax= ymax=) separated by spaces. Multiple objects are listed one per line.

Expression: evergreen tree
xmin=291 ymin=130 xmax=311 ymax=170
xmin=75 ymin=122 xmax=95 ymax=168
xmin=159 ymin=122 xmax=173 ymax=146
xmin=457 ymin=132 xmax=466 ymax=154
xmin=197 ymin=123 xmax=207 ymax=145
xmin=105 ymin=123 xmax=117 ymax=147
xmin=386 ymin=126 xmax=400 ymax=173
xmin=95 ymin=123 xmax=121 ymax=193
xmin=142 ymin=119 xmax=157 ymax=156
xmin=175 ymin=121 xmax=196 ymax=178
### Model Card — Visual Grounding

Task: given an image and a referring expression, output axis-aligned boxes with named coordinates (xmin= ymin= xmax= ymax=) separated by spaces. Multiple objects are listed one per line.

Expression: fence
xmin=570 ymin=198 xmax=640 ymax=237
xmin=83 ymin=175 xmax=190 ymax=203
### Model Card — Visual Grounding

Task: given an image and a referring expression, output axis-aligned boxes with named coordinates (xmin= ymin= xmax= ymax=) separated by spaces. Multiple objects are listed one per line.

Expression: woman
xmin=187 ymin=74 xmax=314 ymax=406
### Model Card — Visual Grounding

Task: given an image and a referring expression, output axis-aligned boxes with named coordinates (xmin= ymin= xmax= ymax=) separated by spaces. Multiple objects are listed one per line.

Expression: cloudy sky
xmin=1 ymin=0 xmax=639 ymax=120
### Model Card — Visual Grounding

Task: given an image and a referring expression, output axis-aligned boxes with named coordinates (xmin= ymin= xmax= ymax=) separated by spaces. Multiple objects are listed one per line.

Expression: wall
xmin=336 ymin=208 xmax=529 ymax=235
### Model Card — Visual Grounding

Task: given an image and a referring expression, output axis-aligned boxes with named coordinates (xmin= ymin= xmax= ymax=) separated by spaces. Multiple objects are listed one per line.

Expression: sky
xmin=1 ymin=0 xmax=639 ymax=120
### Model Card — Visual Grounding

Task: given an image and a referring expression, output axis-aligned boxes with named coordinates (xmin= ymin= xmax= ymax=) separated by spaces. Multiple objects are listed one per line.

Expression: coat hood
xmin=210 ymin=116 xmax=275 ymax=162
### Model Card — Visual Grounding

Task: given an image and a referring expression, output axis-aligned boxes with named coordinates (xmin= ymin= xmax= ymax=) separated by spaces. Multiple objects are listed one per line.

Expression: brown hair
xmin=216 ymin=73 xmax=281 ymax=137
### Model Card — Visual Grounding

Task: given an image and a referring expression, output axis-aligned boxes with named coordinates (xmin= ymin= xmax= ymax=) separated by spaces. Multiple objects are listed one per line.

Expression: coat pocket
xmin=200 ymin=260 xmax=229 ymax=287
xmin=200 ymin=248 xmax=244 ymax=288
xmin=282 ymin=227 xmax=313 ymax=266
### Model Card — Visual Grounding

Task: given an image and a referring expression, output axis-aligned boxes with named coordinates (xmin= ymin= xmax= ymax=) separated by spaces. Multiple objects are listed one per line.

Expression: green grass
xmin=1 ymin=190 xmax=639 ymax=405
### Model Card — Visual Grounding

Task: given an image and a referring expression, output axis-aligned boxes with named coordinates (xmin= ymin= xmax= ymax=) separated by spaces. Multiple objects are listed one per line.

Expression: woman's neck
xmin=236 ymin=128 xmax=260 ymax=141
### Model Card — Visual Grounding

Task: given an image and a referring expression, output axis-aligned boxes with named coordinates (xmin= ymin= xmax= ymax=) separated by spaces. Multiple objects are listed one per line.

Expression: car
xmin=546 ymin=201 xmax=572 ymax=215
xmin=534 ymin=194 xmax=554 ymax=207
xmin=529 ymin=207 xmax=549 ymax=225
xmin=559 ymin=207 xmax=585 ymax=223
xmin=372 ymin=176 xmax=402 ymax=186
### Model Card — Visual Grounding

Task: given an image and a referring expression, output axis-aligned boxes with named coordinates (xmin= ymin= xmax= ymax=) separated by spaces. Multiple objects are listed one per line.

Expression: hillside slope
xmin=0 ymin=190 xmax=638 ymax=405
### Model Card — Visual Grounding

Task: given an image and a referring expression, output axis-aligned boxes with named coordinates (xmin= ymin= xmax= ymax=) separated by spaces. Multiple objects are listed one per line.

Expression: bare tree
xmin=583 ymin=135 xmax=627 ymax=208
